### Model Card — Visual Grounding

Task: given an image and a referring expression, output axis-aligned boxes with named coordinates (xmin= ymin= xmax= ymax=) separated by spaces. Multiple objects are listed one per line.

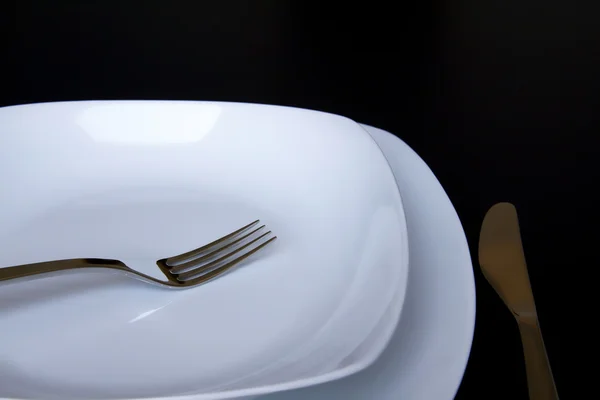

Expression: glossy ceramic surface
xmin=258 ymin=124 xmax=476 ymax=400
xmin=0 ymin=102 xmax=408 ymax=399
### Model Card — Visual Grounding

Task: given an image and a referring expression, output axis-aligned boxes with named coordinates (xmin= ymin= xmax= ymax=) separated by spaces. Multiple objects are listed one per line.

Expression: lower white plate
xmin=0 ymin=117 xmax=474 ymax=400
xmin=257 ymin=124 xmax=476 ymax=400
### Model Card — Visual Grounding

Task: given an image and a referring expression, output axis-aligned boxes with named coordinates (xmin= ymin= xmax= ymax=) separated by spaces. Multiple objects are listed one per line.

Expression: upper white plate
xmin=257 ymin=124 xmax=476 ymax=400
xmin=0 ymin=102 xmax=409 ymax=399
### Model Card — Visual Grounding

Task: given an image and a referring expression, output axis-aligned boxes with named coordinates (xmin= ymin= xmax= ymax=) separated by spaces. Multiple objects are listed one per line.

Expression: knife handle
xmin=517 ymin=315 xmax=559 ymax=400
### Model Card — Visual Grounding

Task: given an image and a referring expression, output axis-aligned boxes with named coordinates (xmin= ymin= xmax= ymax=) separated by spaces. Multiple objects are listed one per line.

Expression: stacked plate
xmin=0 ymin=101 xmax=475 ymax=400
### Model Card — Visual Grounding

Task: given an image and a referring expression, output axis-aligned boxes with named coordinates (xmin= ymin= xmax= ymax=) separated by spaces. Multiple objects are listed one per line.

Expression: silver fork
xmin=0 ymin=220 xmax=277 ymax=288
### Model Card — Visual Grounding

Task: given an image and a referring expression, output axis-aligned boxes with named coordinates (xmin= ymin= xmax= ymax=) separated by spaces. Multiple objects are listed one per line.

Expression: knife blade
xmin=479 ymin=202 xmax=536 ymax=317
xmin=479 ymin=202 xmax=558 ymax=400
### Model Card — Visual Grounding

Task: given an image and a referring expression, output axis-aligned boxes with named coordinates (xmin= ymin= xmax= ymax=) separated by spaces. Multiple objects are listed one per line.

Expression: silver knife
xmin=479 ymin=202 xmax=558 ymax=400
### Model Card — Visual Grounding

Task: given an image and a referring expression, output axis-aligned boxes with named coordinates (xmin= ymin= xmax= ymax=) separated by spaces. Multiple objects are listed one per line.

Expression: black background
xmin=2 ymin=1 xmax=590 ymax=399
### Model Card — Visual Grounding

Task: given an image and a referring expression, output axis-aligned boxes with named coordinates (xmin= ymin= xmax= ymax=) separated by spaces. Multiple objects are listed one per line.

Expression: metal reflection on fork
xmin=0 ymin=220 xmax=277 ymax=288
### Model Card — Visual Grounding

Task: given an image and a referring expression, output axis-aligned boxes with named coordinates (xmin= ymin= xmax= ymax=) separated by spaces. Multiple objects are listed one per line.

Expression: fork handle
xmin=517 ymin=316 xmax=559 ymax=400
xmin=0 ymin=258 xmax=131 ymax=283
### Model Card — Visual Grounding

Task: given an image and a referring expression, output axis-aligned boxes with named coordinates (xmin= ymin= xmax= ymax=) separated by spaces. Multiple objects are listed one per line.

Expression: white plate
xmin=0 ymin=102 xmax=409 ymax=400
xmin=257 ymin=124 xmax=476 ymax=400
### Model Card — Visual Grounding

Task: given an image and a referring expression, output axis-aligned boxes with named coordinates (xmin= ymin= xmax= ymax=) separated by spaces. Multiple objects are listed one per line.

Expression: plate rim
xmin=255 ymin=124 xmax=476 ymax=400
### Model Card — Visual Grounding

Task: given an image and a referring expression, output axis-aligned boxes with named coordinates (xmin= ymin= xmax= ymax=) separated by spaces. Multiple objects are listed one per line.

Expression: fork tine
xmin=166 ymin=220 xmax=260 ymax=266
xmin=181 ymin=235 xmax=277 ymax=285
xmin=175 ymin=231 xmax=274 ymax=281
xmin=168 ymin=225 xmax=266 ymax=274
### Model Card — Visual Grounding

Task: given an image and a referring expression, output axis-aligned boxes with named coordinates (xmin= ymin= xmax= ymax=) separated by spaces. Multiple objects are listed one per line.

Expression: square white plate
xmin=0 ymin=102 xmax=409 ymax=399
